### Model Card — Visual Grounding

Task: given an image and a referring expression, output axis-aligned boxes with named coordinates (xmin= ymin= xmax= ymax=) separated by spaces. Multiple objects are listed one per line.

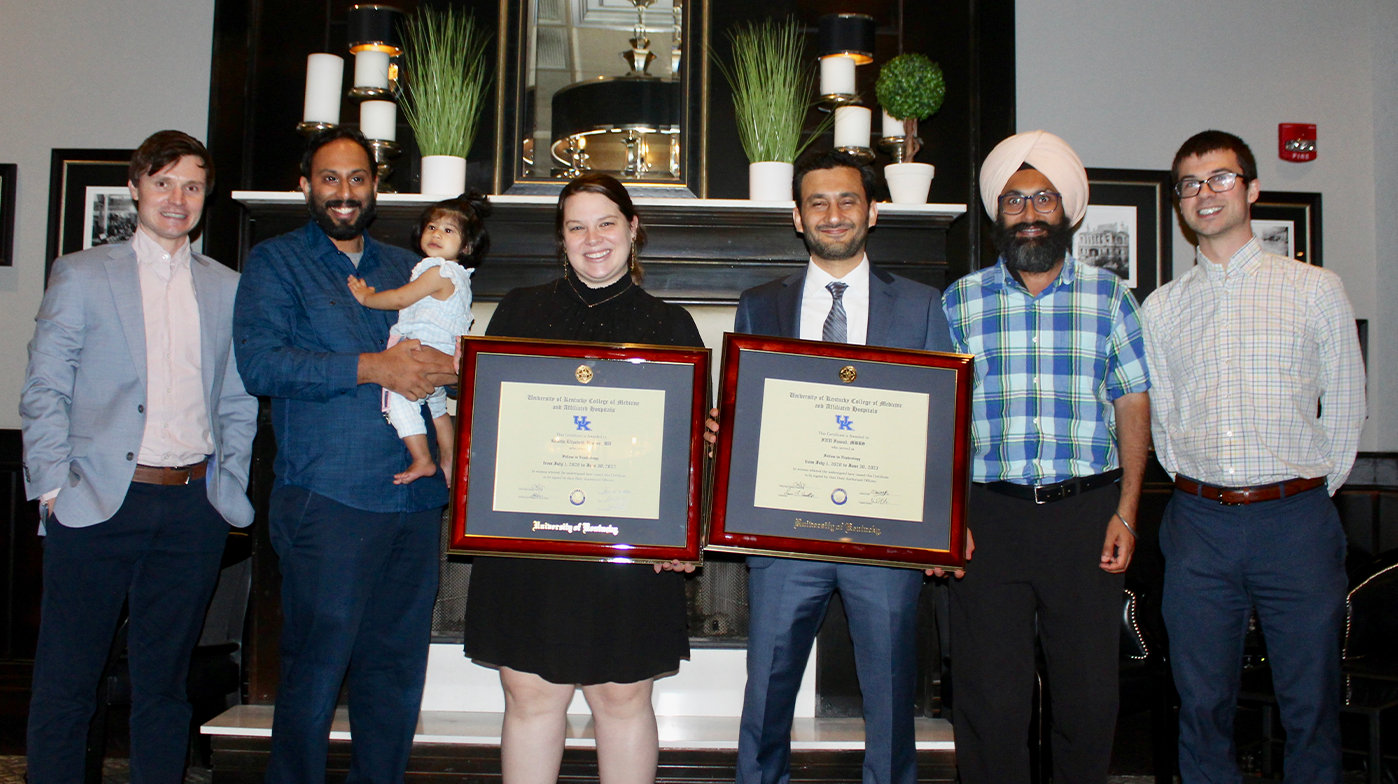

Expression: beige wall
xmin=1016 ymin=0 xmax=1398 ymax=449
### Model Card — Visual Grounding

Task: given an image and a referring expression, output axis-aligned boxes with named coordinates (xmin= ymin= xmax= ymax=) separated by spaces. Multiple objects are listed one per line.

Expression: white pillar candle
xmin=353 ymin=49 xmax=391 ymax=90
xmin=834 ymin=106 xmax=872 ymax=149
xmin=360 ymin=100 xmax=397 ymax=142
xmin=820 ymin=55 xmax=857 ymax=96
xmin=303 ymin=53 xmax=344 ymax=125
xmin=882 ymin=108 xmax=903 ymax=138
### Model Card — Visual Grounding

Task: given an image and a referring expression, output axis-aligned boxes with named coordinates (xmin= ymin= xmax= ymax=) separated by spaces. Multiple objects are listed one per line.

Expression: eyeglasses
xmin=998 ymin=190 xmax=1061 ymax=215
xmin=1174 ymin=171 xmax=1247 ymax=198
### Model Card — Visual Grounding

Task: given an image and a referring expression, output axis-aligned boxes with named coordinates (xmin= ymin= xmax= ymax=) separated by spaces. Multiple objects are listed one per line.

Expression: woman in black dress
xmin=463 ymin=173 xmax=701 ymax=783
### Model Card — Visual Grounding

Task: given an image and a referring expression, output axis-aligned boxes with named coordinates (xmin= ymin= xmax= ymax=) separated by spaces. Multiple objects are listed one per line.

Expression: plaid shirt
xmin=943 ymin=257 xmax=1151 ymax=484
xmin=1141 ymin=239 xmax=1365 ymax=493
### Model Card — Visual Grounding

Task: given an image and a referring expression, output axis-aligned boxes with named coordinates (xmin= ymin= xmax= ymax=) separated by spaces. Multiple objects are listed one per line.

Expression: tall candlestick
xmin=303 ymin=54 xmax=344 ymax=125
xmin=820 ymin=55 xmax=857 ymax=96
xmin=360 ymin=100 xmax=397 ymax=142
xmin=834 ymin=106 xmax=872 ymax=149
xmin=353 ymin=49 xmax=391 ymax=91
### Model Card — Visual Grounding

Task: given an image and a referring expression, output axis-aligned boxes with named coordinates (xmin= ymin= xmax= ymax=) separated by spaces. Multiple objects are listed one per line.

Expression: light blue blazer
xmin=20 ymin=240 xmax=257 ymax=528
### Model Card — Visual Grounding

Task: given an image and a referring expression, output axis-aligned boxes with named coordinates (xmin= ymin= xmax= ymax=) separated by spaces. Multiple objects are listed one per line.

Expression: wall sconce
xmin=817 ymin=13 xmax=875 ymax=108
xmin=348 ymin=4 xmax=404 ymax=99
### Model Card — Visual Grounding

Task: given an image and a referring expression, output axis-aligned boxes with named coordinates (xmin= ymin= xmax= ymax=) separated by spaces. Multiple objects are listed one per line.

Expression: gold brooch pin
xmin=576 ymin=365 xmax=594 ymax=384
xmin=839 ymin=365 xmax=857 ymax=384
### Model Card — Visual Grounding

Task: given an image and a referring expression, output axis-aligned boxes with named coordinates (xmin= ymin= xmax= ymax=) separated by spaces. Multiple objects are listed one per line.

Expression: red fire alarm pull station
xmin=1279 ymin=123 xmax=1317 ymax=162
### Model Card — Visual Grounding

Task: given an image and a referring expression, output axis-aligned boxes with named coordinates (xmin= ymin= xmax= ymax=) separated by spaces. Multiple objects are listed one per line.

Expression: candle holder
xmin=368 ymin=139 xmax=401 ymax=192
xmin=835 ymin=146 xmax=875 ymax=165
xmin=296 ymin=121 xmax=338 ymax=138
xmin=879 ymin=135 xmax=921 ymax=164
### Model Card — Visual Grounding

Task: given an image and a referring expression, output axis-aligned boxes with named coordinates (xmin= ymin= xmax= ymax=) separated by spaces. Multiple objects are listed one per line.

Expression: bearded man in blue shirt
xmin=233 ymin=127 xmax=457 ymax=781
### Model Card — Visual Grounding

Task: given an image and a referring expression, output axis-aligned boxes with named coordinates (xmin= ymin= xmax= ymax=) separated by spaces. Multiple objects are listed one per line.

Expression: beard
xmin=992 ymin=215 xmax=1075 ymax=274
xmin=308 ymin=195 xmax=378 ymax=241
xmin=802 ymin=220 xmax=869 ymax=262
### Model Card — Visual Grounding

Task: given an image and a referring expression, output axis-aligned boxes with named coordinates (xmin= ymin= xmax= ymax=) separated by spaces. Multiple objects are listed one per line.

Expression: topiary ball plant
xmin=875 ymin=53 xmax=946 ymax=161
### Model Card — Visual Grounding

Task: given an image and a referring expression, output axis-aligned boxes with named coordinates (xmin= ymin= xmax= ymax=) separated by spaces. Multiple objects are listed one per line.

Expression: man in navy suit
xmin=733 ymin=150 xmax=952 ymax=784
xmin=20 ymin=130 xmax=256 ymax=782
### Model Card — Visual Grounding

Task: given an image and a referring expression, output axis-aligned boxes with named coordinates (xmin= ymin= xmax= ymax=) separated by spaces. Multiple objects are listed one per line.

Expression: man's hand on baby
xmin=346 ymin=275 xmax=375 ymax=305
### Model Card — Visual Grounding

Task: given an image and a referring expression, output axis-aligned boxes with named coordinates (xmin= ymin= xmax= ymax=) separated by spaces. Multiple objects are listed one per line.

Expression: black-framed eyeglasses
xmin=1174 ymin=171 xmax=1247 ymax=198
xmin=998 ymin=190 xmax=1061 ymax=215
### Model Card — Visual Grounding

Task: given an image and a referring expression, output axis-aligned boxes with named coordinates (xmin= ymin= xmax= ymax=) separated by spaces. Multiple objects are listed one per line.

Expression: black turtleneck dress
xmin=462 ymin=270 xmax=703 ymax=685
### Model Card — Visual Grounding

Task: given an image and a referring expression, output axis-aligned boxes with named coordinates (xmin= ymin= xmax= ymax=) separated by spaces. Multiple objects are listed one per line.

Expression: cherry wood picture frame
xmin=707 ymin=333 xmax=973 ymax=570
xmin=449 ymin=336 xmax=710 ymax=564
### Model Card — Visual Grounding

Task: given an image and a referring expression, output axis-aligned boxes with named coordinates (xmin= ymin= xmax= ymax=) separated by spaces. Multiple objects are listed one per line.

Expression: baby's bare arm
xmin=347 ymin=271 xmax=450 ymax=311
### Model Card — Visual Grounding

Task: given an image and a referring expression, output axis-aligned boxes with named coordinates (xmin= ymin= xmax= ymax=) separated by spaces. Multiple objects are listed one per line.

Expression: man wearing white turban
xmin=939 ymin=130 xmax=1151 ymax=783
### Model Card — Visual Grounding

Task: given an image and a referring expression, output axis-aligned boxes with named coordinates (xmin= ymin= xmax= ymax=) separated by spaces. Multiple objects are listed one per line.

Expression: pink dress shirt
xmin=133 ymin=227 xmax=213 ymax=467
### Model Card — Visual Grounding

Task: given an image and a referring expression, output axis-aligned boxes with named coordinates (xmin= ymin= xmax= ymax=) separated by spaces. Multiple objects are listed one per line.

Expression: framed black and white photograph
xmin=82 ymin=187 xmax=137 ymax=249
xmin=1079 ymin=168 xmax=1173 ymax=299
xmin=0 ymin=164 xmax=15 ymax=267
xmin=1251 ymin=191 xmax=1321 ymax=266
xmin=45 ymin=148 xmax=132 ymax=282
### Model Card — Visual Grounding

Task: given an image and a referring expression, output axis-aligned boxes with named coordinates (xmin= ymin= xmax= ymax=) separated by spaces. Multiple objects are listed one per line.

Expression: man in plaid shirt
xmin=941 ymin=130 xmax=1151 ymax=784
xmin=1142 ymin=131 xmax=1365 ymax=784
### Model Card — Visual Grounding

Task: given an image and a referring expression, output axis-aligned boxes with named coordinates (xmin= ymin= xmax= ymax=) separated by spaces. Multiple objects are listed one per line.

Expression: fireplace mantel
xmin=232 ymin=192 xmax=966 ymax=304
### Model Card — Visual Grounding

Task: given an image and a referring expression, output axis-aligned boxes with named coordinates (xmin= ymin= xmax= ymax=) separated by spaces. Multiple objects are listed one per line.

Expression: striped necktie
xmin=822 ymin=281 xmax=848 ymax=343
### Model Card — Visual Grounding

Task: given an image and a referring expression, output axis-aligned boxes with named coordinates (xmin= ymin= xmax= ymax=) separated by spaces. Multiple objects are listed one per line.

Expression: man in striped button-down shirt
xmin=1142 ymin=130 xmax=1365 ymax=784
xmin=941 ymin=131 xmax=1152 ymax=784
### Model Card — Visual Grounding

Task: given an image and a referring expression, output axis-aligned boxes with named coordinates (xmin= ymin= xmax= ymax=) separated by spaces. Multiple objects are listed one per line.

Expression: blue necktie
xmin=823 ymin=281 xmax=848 ymax=343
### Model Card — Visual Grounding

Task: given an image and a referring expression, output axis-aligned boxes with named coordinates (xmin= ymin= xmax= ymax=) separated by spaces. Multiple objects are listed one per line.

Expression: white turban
xmin=979 ymin=130 xmax=1089 ymax=226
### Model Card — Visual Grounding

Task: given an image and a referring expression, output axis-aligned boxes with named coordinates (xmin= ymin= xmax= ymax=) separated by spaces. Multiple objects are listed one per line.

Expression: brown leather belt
xmin=1173 ymin=475 xmax=1325 ymax=505
xmin=132 ymin=460 xmax=208 ymax=486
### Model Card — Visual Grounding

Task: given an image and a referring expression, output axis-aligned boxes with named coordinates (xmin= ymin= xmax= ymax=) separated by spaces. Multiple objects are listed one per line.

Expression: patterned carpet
xmin=0 ymin=757 xmax=211 ymax=783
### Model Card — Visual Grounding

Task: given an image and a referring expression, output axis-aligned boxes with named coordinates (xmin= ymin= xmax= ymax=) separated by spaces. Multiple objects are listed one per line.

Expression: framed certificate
xmin=450 ymin=336 xmax=710 ymax=564
xmin=707 ymin=334 xmax=973 ymax=569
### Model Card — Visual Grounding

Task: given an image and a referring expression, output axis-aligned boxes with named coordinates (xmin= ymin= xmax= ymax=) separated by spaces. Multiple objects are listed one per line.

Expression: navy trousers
xmin=949 ymin=483 xmax=1124 ymax=784
xmin=738 ymin=557 xmax=923 ymax=784
xmin=264 ymin=486 xmax=441 ymax=784
xmin=1162 ymin=485 xmax=1346 ymax=784
xmin=27 ymin=480 xmax=229 ymax=784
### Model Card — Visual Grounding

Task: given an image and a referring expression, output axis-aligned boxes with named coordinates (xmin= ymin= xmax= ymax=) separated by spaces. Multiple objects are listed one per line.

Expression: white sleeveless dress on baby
xmin=384 ymin=257 xmax=474 ymax=437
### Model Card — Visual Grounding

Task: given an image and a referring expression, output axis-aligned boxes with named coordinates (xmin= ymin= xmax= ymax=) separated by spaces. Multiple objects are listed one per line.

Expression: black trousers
xmin=27 ymin=481 xmax=229 ymax=784
xmin=949 ymin=482 xmax=1124 ymax=784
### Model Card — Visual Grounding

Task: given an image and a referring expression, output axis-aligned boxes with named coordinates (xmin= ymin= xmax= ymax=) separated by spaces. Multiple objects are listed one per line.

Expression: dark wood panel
xmin=211 ymin=736 xmax=958 ymax=782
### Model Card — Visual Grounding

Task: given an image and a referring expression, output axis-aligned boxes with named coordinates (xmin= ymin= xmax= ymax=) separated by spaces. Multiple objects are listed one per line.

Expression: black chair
xmin=83 ymin=530 xmax=253 ymax=781
xmin=1030 ymin=588 xmax=1177 ymax=784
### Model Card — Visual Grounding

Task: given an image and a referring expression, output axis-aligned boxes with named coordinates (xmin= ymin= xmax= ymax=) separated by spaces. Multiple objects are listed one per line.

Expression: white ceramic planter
xmin=420 ymin=155 xmax=467 ymax=196
xmin=748 ymin=161 xmax=794 ymax=202
xmin=885 ymin=162 xmax=935 ymax=204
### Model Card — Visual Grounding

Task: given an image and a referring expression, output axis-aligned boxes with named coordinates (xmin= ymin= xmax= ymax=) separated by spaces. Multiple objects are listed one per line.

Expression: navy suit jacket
xmin=734 ymin=262 xmax=952 ymax=353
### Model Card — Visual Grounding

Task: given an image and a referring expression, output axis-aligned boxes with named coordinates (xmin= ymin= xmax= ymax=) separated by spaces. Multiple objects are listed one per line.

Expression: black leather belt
xmin=983 ymin=469 xmax=1123 ymax=504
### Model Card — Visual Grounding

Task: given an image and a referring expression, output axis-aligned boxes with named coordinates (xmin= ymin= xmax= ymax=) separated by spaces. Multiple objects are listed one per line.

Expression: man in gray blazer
xmin=20 ymin=130 xmax=256 ymax=782
xmin=733 ymin=150 xmax=952 ymax=784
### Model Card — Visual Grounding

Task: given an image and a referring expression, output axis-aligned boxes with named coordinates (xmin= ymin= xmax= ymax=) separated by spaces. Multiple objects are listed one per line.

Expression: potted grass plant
xmin=400 ymin=6 xmax=490 ymax=196
xmin=875 ymin=53 xmax=946 ymax=204
xmin=716 ymin=18 xmax=824 ymax=202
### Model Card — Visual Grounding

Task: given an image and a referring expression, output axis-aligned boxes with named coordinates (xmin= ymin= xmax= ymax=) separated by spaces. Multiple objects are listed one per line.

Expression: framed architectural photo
xmin=45 ymin=149 xmax=132 ymax=282
xmin=0 ymin=164 xmax=15 ymax=267
xmin=1251 ymin=191 xmax=1322 ymax=266
xmin=707 ymin=333 xmax=973 ymax=570
xmin=450 ymin=336 xmax=710 ymax=564
xmin=1078 ymin=168 xmax=1173 ymax=300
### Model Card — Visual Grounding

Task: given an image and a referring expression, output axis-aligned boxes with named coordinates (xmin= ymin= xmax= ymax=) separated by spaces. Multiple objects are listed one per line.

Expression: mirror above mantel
xmin=497 ymin=0 xmax=707 ymax=197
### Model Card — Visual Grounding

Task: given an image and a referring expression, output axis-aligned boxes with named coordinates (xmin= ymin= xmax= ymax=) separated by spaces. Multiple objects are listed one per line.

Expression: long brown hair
xmin=555 ymin=173 xmax=647 ymax=284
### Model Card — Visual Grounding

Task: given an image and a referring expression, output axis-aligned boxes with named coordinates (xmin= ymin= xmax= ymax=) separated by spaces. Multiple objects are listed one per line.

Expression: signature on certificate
xmin=777 ymin=482 xmax=815 ymax=499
